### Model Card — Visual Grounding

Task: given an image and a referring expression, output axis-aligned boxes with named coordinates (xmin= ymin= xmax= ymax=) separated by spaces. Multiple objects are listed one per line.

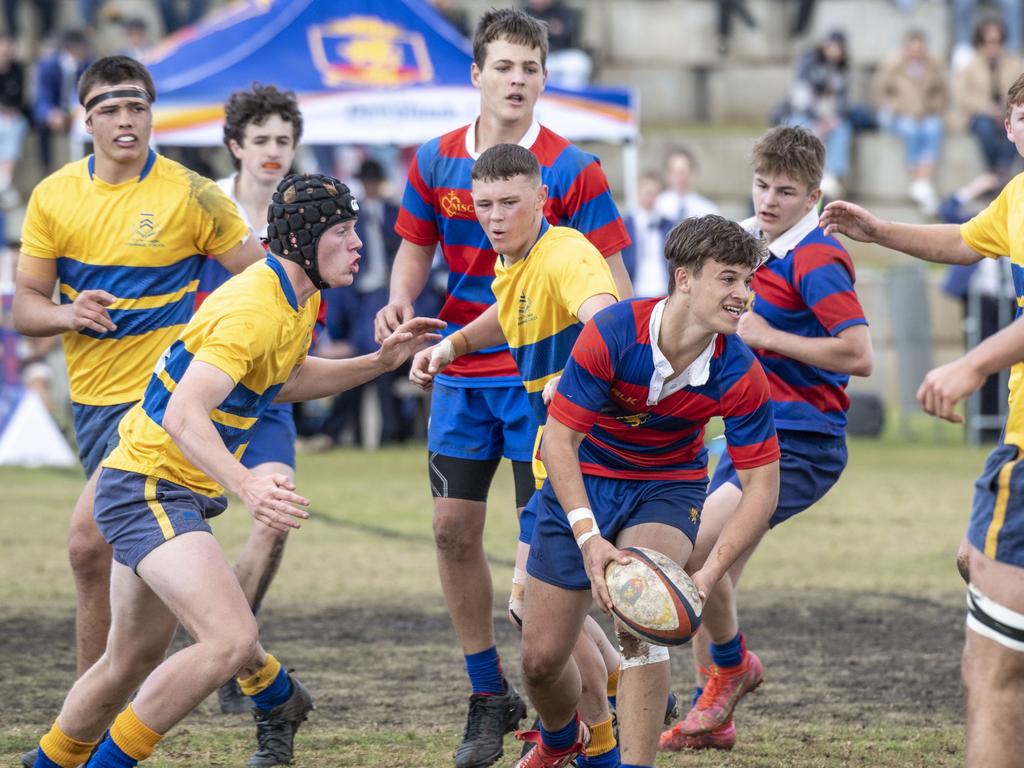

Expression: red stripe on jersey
xmin=728 ymin=435 xmax=781 ymax=468
xmin=766 ymin=371 xmax=849 ymax=412
xmin=812 ymin=290 xmax=864 ymax=332
xmin=578 ymin=218 xmax=633 ymax=258
xmin=720 ymin=363 xmax=771 ymax=414
xmin=444 ymin=243 xmax=497 ymax=276
xmin=195 ymin=289 xmax=212 ymax=307
xmin=632 ymin=302 xmax=653 ymax=344
xmin=792 ymin=244 xmax=855 ymax=287
xmin=444 ymin=349 xmax=518 ymax=379
xmin=438 ymin=127 xmax=467 ymax=157
xmin=550 ymin=393 xmax=600 ymax=433
xmin=563 ymin=161 xmax=617 ymax=209
xmin=530 ymin=126 xmax=572 ymax=165
xmin=753 ymin=269 xmax=803 ymax=310
xmin=441 ymin=299 xmax=494 ymax=327
xmin=579 ymin=462 xmax=708 ymax=482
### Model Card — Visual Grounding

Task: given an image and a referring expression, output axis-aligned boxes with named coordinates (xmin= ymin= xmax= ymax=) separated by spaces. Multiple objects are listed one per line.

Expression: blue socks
xmin=33 ymin=750 xmax=62 ymax=768
xmin=540 ymin=714 xmax=579 ymax=751
xmin=710 ymin=632 xmax=744 ymax=668
xmin=87 ymin=737 xmax=137 ymax=768
xmin=250 ymin=666 xmax=293 ymax=712
xmin=691 ymin=686 xmax=704 ymax=707
xmin=577 ymin=747 xmax=619 ymax=767
xmin=464 ymin=646 xmax=506 ymax=695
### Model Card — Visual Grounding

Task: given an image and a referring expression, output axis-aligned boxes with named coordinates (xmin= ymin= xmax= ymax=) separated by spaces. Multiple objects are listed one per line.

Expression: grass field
xmin=1 ymin=432 xmax=985 ymax=766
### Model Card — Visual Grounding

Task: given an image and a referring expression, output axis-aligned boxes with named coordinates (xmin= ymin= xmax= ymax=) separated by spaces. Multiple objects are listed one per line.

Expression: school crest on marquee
xmin=309 ymin=16 xmax=434 ymax=88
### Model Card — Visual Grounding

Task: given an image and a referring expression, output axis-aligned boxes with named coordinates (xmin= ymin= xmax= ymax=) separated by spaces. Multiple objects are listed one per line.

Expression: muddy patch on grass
xmin=1 ymin=589 xmax=964 ymax=732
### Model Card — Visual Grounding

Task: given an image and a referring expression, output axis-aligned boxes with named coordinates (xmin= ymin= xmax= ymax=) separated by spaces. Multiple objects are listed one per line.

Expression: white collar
xmin=648 ymin=298 xmax=717 ymax=396
xmin=465 ymin=118 xmax=541 ymax=160
xmin=741 ymin=205 xmax=820 ymax=260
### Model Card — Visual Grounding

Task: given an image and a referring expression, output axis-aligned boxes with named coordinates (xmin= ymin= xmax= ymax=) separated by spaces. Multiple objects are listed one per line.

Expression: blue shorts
xmin=526 ymin=474 xmax=707 ymax=591
xmin=427 ymin=381 xmax=534 ymax=462
xmin=969 ymin=432 xmax=1024 ymax=567
xmin=94 ymin=468 xmax=227 ymax=571
xmin=710 ymin=429 xmax=847 ymax=528
xmin=240 ymin=403 xmax=296 ymax=469
xmin=71 ymin=401 xmax=136 ymax=478
xmin=520 ymin=489 xmax=540 ymax=544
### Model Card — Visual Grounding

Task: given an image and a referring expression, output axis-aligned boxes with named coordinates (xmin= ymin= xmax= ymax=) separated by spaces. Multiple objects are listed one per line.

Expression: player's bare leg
xmin=613 ymin=522 xmax=692 ymax=766
xmin=963 ymin=545 xmax=1024 ymax=768
xmin=518 ymin=576 xmax=593 ymax=763
xmin=67 ymin=467 xmax=113 ymax=675
xmin=234 ymin=461 xmax=293 ymax=612
xmin=435 ymin=497 xmax=495 ymax=654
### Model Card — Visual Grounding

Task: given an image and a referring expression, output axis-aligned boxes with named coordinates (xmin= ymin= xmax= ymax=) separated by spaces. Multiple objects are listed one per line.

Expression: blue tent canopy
xmin=139 ymin=0 xmax=637 ymax=147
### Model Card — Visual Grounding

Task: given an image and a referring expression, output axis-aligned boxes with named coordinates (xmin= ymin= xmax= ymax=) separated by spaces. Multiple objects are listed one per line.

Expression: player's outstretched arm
xmin=278 ymin=317 xmax=445 ymax=402
xmin=374 ymin=239 xmax=435 ymax=343
xmin=738 ymin=315 xmax=874 ymax=377
xmin=13 ymin=254 xmax=117 ymax=337
xmin=164 ymin=361 xmax=310 ymax=533
xmin=213 ymin=233 xmax=266 ymax=274
xmin=918 ymin=314 xmax=1024 ymax=423
xmin=820 ymin=200 xmax=980 ymax=265
xmin=541 ymin=417 xmax=631 ymax=613
xmin=409 ymin=303 xmax=506 ymax=390
xmin=691 ymin=461 xmax=779 ymax=600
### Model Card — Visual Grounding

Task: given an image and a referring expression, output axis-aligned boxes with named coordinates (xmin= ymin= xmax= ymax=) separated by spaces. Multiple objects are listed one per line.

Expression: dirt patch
xmin=1 ymin=589 xmax=964 ymax=731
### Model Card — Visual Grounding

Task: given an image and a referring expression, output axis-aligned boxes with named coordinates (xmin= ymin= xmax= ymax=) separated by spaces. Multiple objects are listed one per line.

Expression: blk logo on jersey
xmin=517 ymin=293 xmax=537 ymax=325
xmin=129 ymin=211 xmax=162 ymax=247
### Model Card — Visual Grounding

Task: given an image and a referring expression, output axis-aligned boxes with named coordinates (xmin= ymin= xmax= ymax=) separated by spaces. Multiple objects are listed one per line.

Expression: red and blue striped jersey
xmin=548 ymin=298 xmax=780 ymax=481
xmin=750 ymin=221 xmax=866 ymax=435
xmin=396 ymin=121 xmax=631 ymax=386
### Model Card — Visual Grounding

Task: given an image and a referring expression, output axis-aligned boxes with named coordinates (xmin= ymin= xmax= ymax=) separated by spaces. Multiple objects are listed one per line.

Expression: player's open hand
xmin=819 ymin=200 xmax=882 ymax=242
xmin=374 ymin=300 xmax=415 ymax=344
xmin=376 ymin=317 xmax=446 ymax=371
xmin=917 ymin=357 xmax=986 ymax=423
xmin=240 ymin=472 xmax=310 ymax=533
xmin=582 ymin=536 xmax=633 ymax=614
xmin=65 ymin=289 xmax=118 ymax=334
xmin=736 ymin=310 xmax=774 ymax=351
xmin=542 ymin=375 xmax=561 ymax=406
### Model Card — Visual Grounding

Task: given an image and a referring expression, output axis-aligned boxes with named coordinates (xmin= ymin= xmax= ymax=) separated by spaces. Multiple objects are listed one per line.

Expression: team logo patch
xmin=617 ymin=412 xmax=651 ymax=428
xmin=440 ymin=189 xmax=474 ymax=219
xmin=128 ymin=211 xmax=162 ymax=247
xmin=309 ymin=17 xmax=434 ymax=87
xmin=517 ymin=293 xmax=537 ymax=325
xmin=689 ymin=506 xmax=700 ymax=524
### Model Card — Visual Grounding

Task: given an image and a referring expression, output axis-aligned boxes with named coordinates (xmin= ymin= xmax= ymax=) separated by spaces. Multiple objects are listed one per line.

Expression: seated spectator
xmin=622 ymin=171 xmax=675 ymax=298
xmin=523 ymin=0 xmax=592 ymax=88
xmin=779 ymin=30 xmax=875 ymax=199
xmin=0 ymin=31 xmax=25 ymax=209
xmin=952 ymin=17 xmax=1021 ymax=189
xmin=32 ymin=29 xmax=92 ymax=173
xmin=872 ymin=29 xmax=947 ymax=214
xmin=654 ymin=145 xmax=719 ymax=225
xmin=950 ymin=0 xmax=1021 ymax=69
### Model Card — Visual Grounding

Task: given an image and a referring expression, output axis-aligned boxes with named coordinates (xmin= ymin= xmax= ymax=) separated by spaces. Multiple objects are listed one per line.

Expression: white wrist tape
xmin=567 ymin=507 xmax=599 ymax=549
xmin=430 ymin=338 xmax=456 ymax=367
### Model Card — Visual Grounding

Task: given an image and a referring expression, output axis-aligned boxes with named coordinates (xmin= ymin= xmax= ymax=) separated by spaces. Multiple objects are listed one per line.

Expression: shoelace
xmin=462 ymin=697 xmax=490 ymax=740
xmin=696 ymin=664 xmax=733 ymax=709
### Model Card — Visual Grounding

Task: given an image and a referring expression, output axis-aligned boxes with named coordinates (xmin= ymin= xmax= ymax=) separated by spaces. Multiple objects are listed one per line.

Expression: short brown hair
xmin=78 ymin=55 xmax=156 ymax=105
xmin=750 ymin=125 xmax=824 ymax=192
xmin=1006 ymin=72 xmax=1024 ymax=119
xmin=223 ymin=83 xmax=304 ymax=171
xmin=471 ymin=143 xmax=541 ymax=185
xmin=664 ymin=215 xmax=766 ymax=294
xmin=472 ymin=8 xmax=548 ymax=69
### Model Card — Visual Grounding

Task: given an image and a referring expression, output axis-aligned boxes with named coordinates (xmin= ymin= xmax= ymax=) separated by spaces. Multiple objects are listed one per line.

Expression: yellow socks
xmin=38 ymin=720 xmax=98 ymax=767
xmin=238 ymin=653 xmax=282 ymax=696
xmin=110 ymin=704 xmax=163 ymax=762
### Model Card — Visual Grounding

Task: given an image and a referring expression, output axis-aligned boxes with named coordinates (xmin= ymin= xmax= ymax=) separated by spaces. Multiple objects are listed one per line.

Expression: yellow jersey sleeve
xmin=20 ymin=185 xmax=57 ymax=260
xmin=548 ymin=236 xmax=619 ymax=318
xmin=187 ymin=172 xmax=251 ymax=257
xmin=961 ymin=178 xmax=1017 ymax=259
xmin=191 ymin=307 xmax=279 ymax=385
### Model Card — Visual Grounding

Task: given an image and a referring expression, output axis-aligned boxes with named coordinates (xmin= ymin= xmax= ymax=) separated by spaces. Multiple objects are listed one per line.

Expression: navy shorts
xmin=71 ymin=401 xmax=136 ymax=478
xmin=969 ymin=432 xmax=1024 ymax=567
xmin=710 ymin=429 xmax=847 ymax=527
xmin=240 ymin=402 xmax=296 ymax=469
xmin=526 ymin=474 xmax=707 ymax=591
xmin=94 ymin=468 xmax=227 ymax=571
xmin=520 ymin=489 xmax=540 ymax=544
xmin=427 ymin=381 xmax=534 ymax=462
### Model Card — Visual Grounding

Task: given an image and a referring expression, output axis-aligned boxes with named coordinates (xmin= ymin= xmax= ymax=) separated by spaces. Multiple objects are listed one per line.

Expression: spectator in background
xmin=622 ymin=171 xmax=674 ymax=297
xmin=523 ymin=0 xmax=593 ymax=87
xmin=951 ymin=0 xmax=1021 ymax=69
xmin=117 ymin=16 xmax=151 ymax=60
xmin=0 ymin=31 xmax=25 ymax=210
xmin=872 ymin=29 xmax=947 ymax=215
xmin=716 ymin=0 xmax=757 ymax=56
xmin=32 ymin=29 xmax=92 ymax=173
xmin=654 ymin=146 xmax=720 ymax=226
xmin=779 ymin=30 xmax=875 ymax=199
xmin=3 ymin=0 xmax=55 ymax=44
xmin=158 ymin=0 xmax=210 ymax=35
xmin=953 ymin=17 xmax=1021 ymax=192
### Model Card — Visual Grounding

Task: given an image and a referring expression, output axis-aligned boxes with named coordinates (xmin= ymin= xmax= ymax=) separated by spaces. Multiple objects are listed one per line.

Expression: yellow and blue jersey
xmin=962 ymin=173 xmax=1024 ymax=448
xmin=491 ymin=221 xmax=619 ymax=426
xmin=103 ymin=256 xmax=319 ymax=496
xmin=19 ymin=150 xmax=249 ymax=406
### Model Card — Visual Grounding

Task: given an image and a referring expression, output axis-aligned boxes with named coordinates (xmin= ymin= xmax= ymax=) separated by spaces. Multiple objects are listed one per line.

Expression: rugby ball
xmin=605 ymin=546 xmax=703 ymax=646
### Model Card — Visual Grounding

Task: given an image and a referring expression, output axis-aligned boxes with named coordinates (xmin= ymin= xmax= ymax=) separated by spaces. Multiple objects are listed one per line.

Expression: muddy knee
xmin=616 ymin=625 xmax=670 ymax=670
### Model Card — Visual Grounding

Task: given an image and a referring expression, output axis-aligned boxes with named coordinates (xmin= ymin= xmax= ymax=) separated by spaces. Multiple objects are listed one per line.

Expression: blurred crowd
xmin=2 ymin=0 xmax=1023 ymax=451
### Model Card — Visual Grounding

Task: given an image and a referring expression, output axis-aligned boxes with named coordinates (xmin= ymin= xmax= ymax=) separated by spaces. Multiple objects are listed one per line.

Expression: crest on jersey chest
xmin=128 ymin=211 xmax=163 ymax=248
xmin=439 ymin=189 xmax=475 ymax=219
